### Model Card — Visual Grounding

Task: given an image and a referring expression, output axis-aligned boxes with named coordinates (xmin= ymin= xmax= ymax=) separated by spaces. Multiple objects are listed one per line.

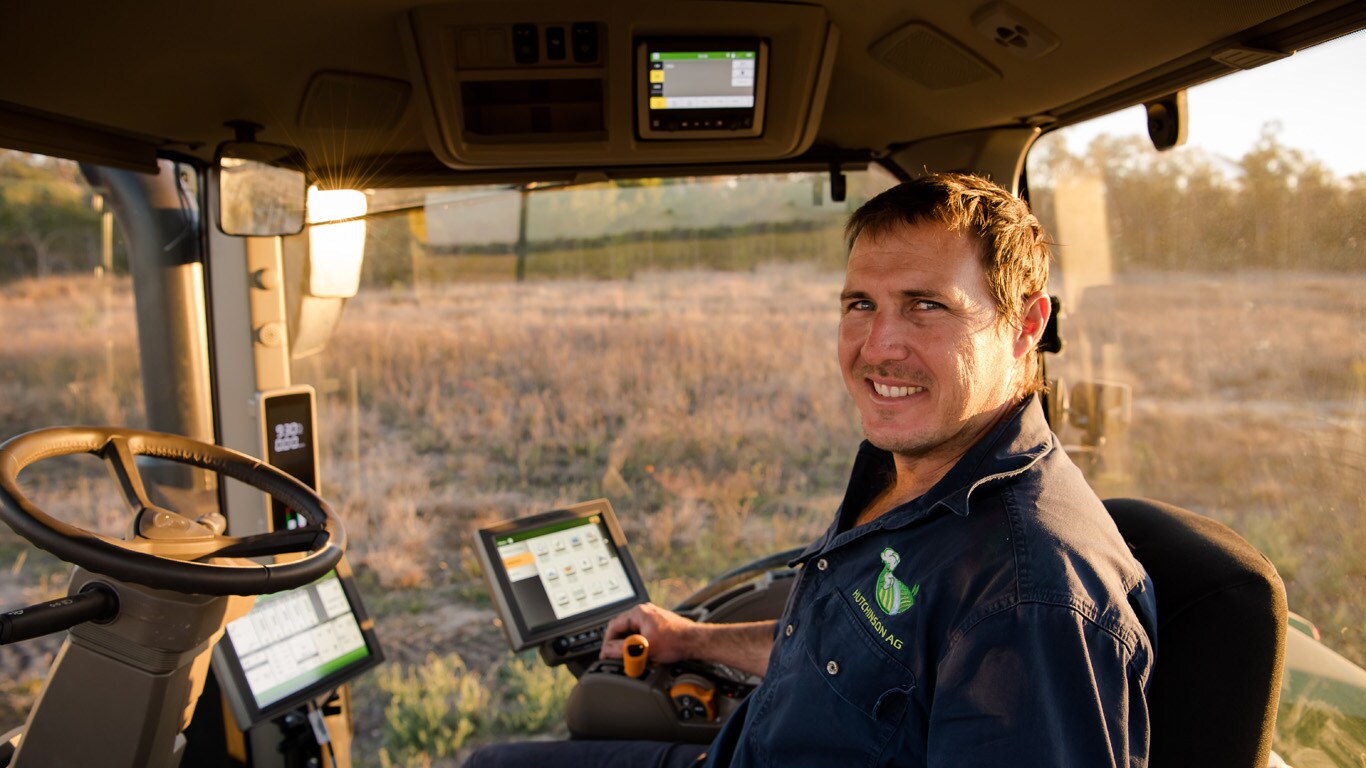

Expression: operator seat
xmin=1104 ymin=497 xmax=1287 ymax=768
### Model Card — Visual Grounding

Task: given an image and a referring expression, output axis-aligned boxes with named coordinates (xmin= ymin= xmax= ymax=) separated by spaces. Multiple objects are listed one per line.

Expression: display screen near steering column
xmin=212 ymin=562 xmax=383 ymax=729
xmin=476 ymin=499 xmax=649 ymax=653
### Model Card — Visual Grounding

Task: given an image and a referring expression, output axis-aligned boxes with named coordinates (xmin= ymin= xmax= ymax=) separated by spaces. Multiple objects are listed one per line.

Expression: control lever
xmin=0 ymin=584 xmax=118 ymax=644
xmin=623 ymin=633 xmax=649 ymax=678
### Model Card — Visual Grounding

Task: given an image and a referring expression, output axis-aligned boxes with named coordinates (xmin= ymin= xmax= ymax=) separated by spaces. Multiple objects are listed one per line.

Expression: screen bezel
xmin=635 ymin=37 xmax=769 ymax=140
xmin=476 ymin=499 xmax=649 ymax=651
xmin=211 ymin=560 xmax=384 ymax=729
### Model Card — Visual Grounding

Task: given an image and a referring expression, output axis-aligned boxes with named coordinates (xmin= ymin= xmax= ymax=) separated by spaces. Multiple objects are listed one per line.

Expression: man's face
xmin=838 ymin=220 xmax=1027 ymax=464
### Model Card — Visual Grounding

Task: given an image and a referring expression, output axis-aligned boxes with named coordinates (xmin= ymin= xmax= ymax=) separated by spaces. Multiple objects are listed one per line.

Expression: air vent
xmin=870 ymin=23 xmax=1001 ymax=91
xmin=971 ymin=2 xmax=1060 ymax=60
xmin=1211 ymin=45 xmax=1290 ymax=70
xmin=460 ymin=79 xmax=605 ymax=140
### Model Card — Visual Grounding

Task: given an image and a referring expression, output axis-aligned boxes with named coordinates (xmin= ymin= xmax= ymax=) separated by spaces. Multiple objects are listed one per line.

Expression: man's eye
xmin=913 ymin=300 xmax=943 ymax=311
xmin=845 ymin=299 xmax=874 ymax=312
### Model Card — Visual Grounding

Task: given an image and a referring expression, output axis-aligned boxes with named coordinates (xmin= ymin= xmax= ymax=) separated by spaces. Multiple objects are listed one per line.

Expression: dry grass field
xmin=1056 ymin=272 xmax=1365 ymax=650
xmin=0 ymin=264 xmax=1361 ymax=764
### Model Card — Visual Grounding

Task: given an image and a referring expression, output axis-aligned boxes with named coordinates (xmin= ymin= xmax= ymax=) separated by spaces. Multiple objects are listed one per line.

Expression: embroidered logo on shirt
xmin=873 ymin=547 xmax=919 ymax=615
xmin=847 ymin=549 xmax=920 ymax=651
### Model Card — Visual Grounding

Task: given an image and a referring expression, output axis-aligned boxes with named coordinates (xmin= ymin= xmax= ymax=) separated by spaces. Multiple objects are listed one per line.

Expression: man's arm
xmin=599 ymin=603 xmax=776 ymax=678
xmin=927 ymin=603 xmax=1151 ymax=767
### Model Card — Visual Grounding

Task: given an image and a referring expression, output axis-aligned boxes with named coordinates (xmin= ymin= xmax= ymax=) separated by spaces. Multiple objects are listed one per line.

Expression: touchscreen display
xmin=223 ymin=571 xmax=372 ymax=709
xmin=477 ymin=499 xmax=648 ymax=651
xmin=637 ymin=38 xmax=767 ymax=139
xmin=494 ymin=514 xmax=637 ymax=632
xmin=648 ymin=50 xmax=757 ymax=110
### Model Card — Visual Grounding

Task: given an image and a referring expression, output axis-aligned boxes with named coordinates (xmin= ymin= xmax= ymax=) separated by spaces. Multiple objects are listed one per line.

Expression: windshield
xmin=1027 ymin=31 xmax=1365 ymax=766
xmin=284 ymin=169 xmax=899 ymax=760
xmin=293 ymin=171 xmax=897 ymax=587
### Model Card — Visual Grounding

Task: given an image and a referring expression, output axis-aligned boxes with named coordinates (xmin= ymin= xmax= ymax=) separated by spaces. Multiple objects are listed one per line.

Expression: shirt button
xmin=784 ymin=623 xmax=794 ymax=637
xmin=826 ymin=660 xmax=839 ymax=675
xmin=816 ymin=558 xmax=828 ymax=571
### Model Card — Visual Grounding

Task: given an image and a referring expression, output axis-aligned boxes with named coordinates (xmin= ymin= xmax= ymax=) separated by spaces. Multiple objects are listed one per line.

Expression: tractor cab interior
xmin=0 ymin=1 xmax=1363 ymax=766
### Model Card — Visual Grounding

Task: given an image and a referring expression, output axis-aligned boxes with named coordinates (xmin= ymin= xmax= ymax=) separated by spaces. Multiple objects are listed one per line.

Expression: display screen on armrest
xmin=476 ymin=499 xmax=648 ymax=651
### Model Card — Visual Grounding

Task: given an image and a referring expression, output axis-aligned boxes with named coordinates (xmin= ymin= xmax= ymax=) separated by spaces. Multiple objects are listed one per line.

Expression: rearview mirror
xmin=217 ymin=142 xmax=308 ymax=236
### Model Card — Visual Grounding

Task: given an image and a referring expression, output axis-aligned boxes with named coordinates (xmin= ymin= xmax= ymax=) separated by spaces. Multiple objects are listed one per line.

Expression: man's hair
xmin=843 ymin=172 xmax=1052 ymax=396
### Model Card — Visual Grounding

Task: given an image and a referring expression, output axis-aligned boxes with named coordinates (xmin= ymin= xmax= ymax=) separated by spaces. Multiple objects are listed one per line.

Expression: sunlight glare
xmin=307 ymin=187 xmax=367 ymax=298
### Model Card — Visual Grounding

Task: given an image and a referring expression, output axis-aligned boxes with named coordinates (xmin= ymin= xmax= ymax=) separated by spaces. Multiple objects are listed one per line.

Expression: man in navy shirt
xmin=465 ymin=173 xmax=1156 ymax=767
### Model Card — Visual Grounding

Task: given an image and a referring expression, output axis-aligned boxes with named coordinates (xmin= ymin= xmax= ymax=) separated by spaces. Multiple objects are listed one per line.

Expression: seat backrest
xmin=1103 ymin=497 xmax=1287 ymax=768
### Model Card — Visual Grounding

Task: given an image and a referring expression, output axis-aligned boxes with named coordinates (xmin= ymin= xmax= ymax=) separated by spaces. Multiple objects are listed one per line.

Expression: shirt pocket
xmin=747 ymin=591 xmax=916 ymax=768
xmin=805 ymin=589 xmax=917 ymax=721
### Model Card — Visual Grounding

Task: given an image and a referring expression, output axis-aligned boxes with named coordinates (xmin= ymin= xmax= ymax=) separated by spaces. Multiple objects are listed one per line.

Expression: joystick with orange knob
xmin=623 ymin=633 xmax=650 ymax=678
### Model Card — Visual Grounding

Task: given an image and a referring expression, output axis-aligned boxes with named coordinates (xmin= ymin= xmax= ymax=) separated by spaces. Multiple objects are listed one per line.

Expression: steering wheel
xmin=0 ymin=427 xmax=345 ymax=596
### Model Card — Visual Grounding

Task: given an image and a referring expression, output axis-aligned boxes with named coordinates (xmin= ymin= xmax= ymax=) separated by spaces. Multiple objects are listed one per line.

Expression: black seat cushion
xmin=1104 ymin=497 xmax=1287 ymax=768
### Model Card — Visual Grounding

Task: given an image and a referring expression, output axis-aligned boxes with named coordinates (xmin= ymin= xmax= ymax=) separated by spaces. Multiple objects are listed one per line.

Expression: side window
xmin=1027 ymin=32 xmax=1364 ymax=764
xmin=0 ymin=150 xmax=147 ymax=722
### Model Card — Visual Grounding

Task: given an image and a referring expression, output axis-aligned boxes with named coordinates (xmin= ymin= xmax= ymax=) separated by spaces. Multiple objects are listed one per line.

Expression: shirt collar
xmin=793 ymin=395 xmax=1055 ymax=564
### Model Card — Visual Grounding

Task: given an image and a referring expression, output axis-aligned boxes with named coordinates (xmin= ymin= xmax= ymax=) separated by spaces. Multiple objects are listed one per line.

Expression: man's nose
xmin=862 ymin=311 xmax=911 ymax=363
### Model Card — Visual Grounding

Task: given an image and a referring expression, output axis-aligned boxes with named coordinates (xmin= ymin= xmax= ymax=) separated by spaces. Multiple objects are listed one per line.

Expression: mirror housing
xmin=1144 ymin=90 xmax=1188 ymax=152
xmin=216 ymin=141 xmax=307 ymax=236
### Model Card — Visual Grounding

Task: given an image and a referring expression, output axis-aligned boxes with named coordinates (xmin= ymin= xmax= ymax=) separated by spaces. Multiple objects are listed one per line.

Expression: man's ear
xmin=1013 ymin=291 xmax=1051 ymax=360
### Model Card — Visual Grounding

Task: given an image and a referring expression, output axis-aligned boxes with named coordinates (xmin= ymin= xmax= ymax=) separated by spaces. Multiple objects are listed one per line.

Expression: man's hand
xmin=600 ymin=603 xmax=698 ymax=664
xmin=600 ymin=603 xmax=777 ymax=677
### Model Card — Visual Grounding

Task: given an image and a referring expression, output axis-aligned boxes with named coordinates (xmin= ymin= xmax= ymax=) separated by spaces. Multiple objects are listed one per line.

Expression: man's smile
xmin=868 ymin=379 xmax=927 ymax=400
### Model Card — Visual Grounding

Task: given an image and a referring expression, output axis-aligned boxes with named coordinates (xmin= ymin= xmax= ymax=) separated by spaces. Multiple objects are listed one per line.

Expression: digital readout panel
xmin=260 ymin=387 xmax=318 ymax=532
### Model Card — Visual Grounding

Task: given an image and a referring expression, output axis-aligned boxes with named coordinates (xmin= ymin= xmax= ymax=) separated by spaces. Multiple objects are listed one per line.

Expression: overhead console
xmin=400 ymin=1 xmax=836 ymax=169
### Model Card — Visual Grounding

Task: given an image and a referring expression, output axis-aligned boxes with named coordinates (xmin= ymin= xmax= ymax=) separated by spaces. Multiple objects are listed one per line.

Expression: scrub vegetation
xmin=0 ymin=131 xmax=1363 ymax=765
xmin=368 ymin=650 xmax=574 ymax=767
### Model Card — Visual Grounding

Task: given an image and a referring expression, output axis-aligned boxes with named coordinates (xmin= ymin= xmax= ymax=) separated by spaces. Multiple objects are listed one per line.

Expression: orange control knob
xmin=670 ymin=674 xmax=717 ymax=722
xmin=623 ymin=633 xmax=649 ymax=678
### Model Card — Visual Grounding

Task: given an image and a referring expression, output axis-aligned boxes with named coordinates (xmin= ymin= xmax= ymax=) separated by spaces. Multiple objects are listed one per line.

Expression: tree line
xmin=1 ymin=123 xmax=1362 ymax=284
xmin=1028 ymin=123 xmax=1365 ymax=272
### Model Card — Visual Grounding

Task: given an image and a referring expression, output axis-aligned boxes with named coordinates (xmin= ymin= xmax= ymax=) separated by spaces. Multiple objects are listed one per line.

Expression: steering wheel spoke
xmin=199 ymin=527 xmax=328 ymax=561
xmin=105 ymin=531 xmax=235 ymax=561
xmin=99 ymin=435 xmax=157 ymax=517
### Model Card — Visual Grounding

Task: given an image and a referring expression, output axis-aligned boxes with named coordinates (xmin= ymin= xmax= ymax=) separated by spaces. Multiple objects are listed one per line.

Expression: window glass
xmin=288 ymin=168 xmax=897 ymax=749
xmin=1027 ymin=31 xmax=1365 ymax=764
xmin=294 ymin=169 xmax=897 ymax=596
xmin=0 ymin=150 xmax=147 ymax=724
